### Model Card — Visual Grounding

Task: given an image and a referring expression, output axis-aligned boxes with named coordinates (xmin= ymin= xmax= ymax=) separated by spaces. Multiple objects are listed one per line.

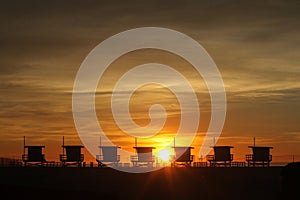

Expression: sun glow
xmin=158 ymin=149 xmax=171 ymax=162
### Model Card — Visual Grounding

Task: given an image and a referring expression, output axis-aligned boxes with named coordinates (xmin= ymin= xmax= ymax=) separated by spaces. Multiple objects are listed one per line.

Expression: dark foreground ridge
xmin=0 ymin=165 xmax=299 ymax=200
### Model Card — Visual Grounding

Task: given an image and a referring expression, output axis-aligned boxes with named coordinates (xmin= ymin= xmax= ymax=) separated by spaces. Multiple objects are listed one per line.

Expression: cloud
xmin=0 ymin=0 xmax=299 ymax=159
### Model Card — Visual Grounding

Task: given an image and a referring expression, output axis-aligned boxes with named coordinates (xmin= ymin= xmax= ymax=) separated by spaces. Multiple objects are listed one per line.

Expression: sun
xmin=158 ymin=149 xmax=171 ymax=162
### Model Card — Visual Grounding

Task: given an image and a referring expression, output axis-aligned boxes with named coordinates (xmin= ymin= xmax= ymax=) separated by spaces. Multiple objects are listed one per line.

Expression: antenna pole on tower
xmin=173 ymin=137 xmax=176 ymax=148
xmin=62 ymin=136 xmax=65 ymax=155
xmin=23 ymin=136 xmax=26 ymax=154
xmin=99 ymin=136 xmax=102 ymax=156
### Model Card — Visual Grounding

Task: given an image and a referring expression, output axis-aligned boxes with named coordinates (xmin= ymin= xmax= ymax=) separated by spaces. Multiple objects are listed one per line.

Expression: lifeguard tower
xmin=246 ymin=146 xmax=273 ymax=167
xmin=96 ymin=138 xmax=120 ymax=167
xmin=245 ymin=137 xmax=273 ymax=167
xmin=22 ymin=136 xmax=46 ymax=167
xmin=207 ymin=146 xmax=233 ymax=167
xmin=59 ymin=137 xmax=84 ymax=167
xmin=130 ymin=138 xmax=155 ymax=167
xmin=172 ymin=144 xmax=194 ymax=167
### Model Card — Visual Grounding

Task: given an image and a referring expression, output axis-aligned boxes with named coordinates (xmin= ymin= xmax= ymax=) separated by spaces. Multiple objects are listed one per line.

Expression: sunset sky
xmin=0 ymin=0 xmax=299 ymax=163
